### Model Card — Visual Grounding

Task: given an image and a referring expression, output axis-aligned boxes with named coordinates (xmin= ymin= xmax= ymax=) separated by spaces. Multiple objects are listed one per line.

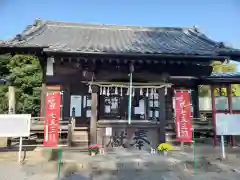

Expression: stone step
xmin=72 ymin=131 xmax=89 ymax=142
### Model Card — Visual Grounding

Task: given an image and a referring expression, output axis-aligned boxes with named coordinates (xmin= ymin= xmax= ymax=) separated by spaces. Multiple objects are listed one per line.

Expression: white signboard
xmin=0 ymin=114 xmax=31 ymax=137
xmin=105 ymin=127 xmax=112 ymax=136
xmin=216 ymin=113 xmax=240 ymax=135
xmin=70 ymin=95 xmax=82 ymax=117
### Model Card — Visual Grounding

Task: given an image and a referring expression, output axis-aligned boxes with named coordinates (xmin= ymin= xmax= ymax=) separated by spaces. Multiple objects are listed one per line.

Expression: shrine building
xmin=1 ymin=19 xmax=240 ymax=149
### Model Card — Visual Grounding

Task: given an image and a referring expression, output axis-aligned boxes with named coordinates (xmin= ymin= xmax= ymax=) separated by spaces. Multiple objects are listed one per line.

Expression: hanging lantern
xmin=153 ymin=88 xmax=157 ymax=97
xmin=103 ymin=87 xmax=106 ymax=95
xmin=107 ymin=87 xmax=110 ymax=96
xmin=132 ymin=88 xmax=135 ymax=97
xmin=88 ymin=85 xmax=92 ymax=93
xmin=146 ymin=88 xmax=149 ymax=97
xmin=100 ymin=86 xmax=102 ymax=95
xmin=140 ymin=88 xmax=143 ymax=96
xmin=126 ymin=88 xmax=129 ymax=95
xmin=115 ymin=87 xmax=118 ymax=95
xmin=151 ymin=88 xmax=154 ymax=96
xmin=120 ymin=87 xmax=123 ymax=96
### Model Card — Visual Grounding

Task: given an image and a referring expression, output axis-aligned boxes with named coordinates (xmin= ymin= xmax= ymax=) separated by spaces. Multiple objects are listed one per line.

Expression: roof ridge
xmin=2 ymin=19 xmax=48 ymax=46
xmin=44 ymin=20 xmax=195 ymax=31
xmin=188 ymin=29 xmax=220 ymax=48
xmin=20 ymin=20 xmax=47 ymax=39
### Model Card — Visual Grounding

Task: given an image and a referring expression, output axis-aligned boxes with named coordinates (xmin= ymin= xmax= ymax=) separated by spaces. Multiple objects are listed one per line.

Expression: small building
xmin=1 ymin=20 xmax=240 ymax=149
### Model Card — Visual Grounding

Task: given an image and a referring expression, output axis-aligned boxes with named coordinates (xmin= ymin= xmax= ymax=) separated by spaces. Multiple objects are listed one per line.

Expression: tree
xmin=0 ymin=54 xmax=43 ymax=116
xmin=0 ymin=54 xmax=10 ymax=113
xmin=199 ymin=61 xmax=240 ymax=97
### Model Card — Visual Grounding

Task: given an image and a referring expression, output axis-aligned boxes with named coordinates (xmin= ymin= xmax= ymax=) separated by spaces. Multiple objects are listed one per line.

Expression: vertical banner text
xmin=44 ymin=92 xmax=61 ymax=147
xmin=175 ymin=91 xmax=192 ymax=142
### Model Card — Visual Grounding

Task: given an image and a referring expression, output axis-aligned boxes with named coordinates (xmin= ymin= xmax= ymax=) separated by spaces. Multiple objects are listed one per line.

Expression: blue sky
xmin=0 ymin=0 xmax=239 ymax=68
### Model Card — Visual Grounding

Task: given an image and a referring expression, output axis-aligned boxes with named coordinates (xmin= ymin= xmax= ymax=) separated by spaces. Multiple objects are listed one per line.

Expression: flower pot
xmin=91 ymin=152 xmax=96 ymax=156
xmin=162 ymin=151 xmax=168 ymax=156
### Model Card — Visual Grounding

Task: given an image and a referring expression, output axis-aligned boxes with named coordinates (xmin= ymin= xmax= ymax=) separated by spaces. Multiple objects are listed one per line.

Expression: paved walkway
xmin=0 ymin=146 xmax=240 ymax=179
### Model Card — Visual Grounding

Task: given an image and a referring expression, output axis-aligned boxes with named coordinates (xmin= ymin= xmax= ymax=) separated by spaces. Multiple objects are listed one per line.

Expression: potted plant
xmin=157 ymin=143 xmax=172 ymax=156
xmin=88 ymin=144 xmax=101 ymax=156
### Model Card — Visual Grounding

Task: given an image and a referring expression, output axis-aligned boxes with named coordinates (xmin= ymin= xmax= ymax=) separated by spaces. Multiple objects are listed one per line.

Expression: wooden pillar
xmin=192 ymin=86 xmax=200 ymax=118
xmin=63 ymin=85 xmax=70 ymax=118
xmin=90 ymin=85 xmax=98 ymax=144
xmin=210 ymin=85 xmax=217 ymax=147
xmin=40 ymin=83 xmax=46 ymax=118
xmin=227 ymin=84 xmax=235 ymax=146
xmin=159 ymin=88 xmax=166 ymax=144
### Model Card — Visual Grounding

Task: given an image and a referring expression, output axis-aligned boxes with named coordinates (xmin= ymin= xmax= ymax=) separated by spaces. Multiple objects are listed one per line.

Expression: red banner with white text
xmin=43 ymin=92 xmax=61 ymax=147
xmin=175 ymin=91 xmax=192 ymax=142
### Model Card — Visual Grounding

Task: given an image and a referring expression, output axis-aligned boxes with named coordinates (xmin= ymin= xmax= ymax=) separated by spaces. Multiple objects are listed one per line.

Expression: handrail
xmin=31 ymin=117 xmax=71 ymax=121
xmin=171 ymin=117 xmax=212 ymax=122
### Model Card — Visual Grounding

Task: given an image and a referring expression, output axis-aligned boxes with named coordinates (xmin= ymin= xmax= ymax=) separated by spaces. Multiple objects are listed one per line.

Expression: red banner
xmin=175 ymin=91 xmax=192 ymax=142
xmin=43 ymin=92 xmax=61 ymax=147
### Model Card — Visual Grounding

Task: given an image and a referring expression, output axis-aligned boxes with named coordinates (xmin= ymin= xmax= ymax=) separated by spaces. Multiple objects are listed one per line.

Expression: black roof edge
xmin=0 ymin=46 xmax=230 ymax=63
xmin=44 ymin=50 xmax=228 ymax=62
xmin=0 ymin=46 xmax=47 ymax=50
xmin=0 ymin=46 xmax=46 ymax=55
xmin=198 ymin=76 xmax=240 ymax=84
xmin=218 ymin=51 xmax=240 ymax=62
xmin=199 ymin=79 xmax=240 ymax=84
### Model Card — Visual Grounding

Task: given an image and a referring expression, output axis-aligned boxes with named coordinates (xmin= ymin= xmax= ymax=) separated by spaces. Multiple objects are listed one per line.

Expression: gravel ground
xmin=0 ymin=162 xmax=239 ymax=180
xmin=1 ymin=146 xmax=240 ymax=180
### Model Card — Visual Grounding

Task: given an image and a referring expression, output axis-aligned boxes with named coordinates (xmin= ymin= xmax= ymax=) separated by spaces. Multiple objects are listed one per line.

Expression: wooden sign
xmin=105 ymin=127 xmax=112 ymax=136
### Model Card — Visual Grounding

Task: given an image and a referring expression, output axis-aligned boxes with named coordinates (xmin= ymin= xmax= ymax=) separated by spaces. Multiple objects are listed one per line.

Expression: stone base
xmin=0 ymin=137 xmax=8 ymax=148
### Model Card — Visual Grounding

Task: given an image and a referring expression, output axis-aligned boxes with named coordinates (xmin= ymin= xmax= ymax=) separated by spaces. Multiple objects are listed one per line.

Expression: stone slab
xmin=0 ymin=137 xmax=8 ymax=147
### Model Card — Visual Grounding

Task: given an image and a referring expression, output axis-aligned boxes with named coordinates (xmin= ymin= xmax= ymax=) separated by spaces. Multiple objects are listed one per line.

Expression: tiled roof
xmin=0 ymin=20 xmax=239 ymax=57
xmin=210 ymin=72 xmax=240 ymax=78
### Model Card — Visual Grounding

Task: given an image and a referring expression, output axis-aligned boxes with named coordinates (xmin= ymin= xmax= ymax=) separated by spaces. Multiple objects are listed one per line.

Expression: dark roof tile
xmin=0 ymin=20 xmax=239 ymax=57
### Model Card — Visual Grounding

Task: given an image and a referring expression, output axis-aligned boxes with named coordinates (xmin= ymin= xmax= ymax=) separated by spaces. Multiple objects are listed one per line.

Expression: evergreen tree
xmin=0 ymin=54 xmax=43 ymax=116
xmin=0 ymin=54 xmax=10 ymax=113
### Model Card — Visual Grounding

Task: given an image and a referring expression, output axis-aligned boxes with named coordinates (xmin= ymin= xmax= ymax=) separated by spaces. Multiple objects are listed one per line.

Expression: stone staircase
xmin=165 ymin=118 xmax=213 ymax=145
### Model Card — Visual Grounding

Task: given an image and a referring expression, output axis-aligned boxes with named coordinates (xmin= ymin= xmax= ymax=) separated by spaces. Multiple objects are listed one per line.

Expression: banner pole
xmin=58 ymin=90 xmax=64 ymax=179
xmin=128 ymin=72 xmax=132 ymax=124
xmin=221 ymin=134 xmax=226 ymax=159
xmin=192 ymin=127 xmax=196 ymax=175
xmin=18 ymin=137 xmax=23 ymax=163
xmin=189 ymin=90 xmax=196 ymax=175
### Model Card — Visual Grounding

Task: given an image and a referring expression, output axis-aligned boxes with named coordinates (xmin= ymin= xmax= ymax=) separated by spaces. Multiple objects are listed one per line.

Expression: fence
xmin=10 ymin=116 xmax=75 ymax=147
xmin=199 ymin=96 xmax=240 ymax=111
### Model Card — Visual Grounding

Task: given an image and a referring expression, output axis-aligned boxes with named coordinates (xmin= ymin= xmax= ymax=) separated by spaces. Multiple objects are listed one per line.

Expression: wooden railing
xmin=31 ymin=117 xmax=70 ymax=131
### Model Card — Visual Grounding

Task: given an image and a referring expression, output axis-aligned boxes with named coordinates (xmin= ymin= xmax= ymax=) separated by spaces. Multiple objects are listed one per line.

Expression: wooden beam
xmin=210 ymin=85 xmax=217 ymax=146
xmin=227 ymin=84 xmax=235 ymax=147
xmin=46 ymin=85 xmax=61 ymax=91
xmin=159 ymin=88 xmax=166 ymax=144
xmin=192 ymin=86 xmax=200 ymax=118
xmin=40 ymin=83 xmax=46 ymax=117
xmin=90 ymin=85 xmax=98 ymax=144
